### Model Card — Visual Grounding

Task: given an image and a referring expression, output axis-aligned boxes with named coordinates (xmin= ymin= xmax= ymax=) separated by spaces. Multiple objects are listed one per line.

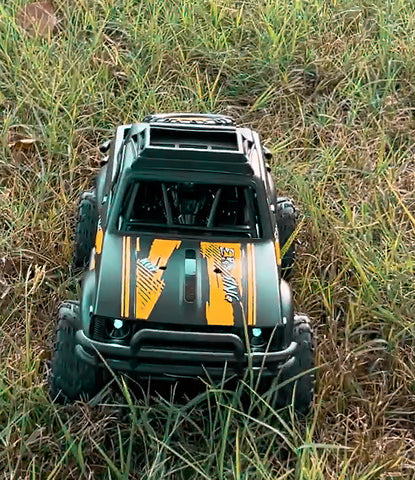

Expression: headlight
xmin=91 ymin=316 xmax=132 ymax=341
xmin=106 ymin=318 xmax=131 ymax=340
xmin=252 ymin=328 xmax=262 ymax=337
xmin=250 ymin=327 xmax=266 ymax=351
xmin=249 ymin=326 xmax=285 ymax=351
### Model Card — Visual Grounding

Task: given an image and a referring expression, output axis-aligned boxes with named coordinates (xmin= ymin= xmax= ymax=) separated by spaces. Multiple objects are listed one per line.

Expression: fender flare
xmin=95 ymin=164 xmax=108 ymax=206
xmin=280 ymin=279 xmax=294 ymax=342
xmin=80 ymin=270 xmax=97 ymax=333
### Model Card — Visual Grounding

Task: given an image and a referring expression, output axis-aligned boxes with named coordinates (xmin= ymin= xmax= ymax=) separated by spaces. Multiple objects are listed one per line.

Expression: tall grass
xmin=1 ymin=0 xmax=414 ymax=478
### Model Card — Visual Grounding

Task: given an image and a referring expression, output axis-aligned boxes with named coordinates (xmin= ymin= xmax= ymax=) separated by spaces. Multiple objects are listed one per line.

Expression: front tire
xmin=276 ymin=197 xmax=297 ymax=277
xmin=271 ymin=314 xmax=314 ymax=414
xmin=49 ymin=301 xmax=101 ymax=402
xmin=72 ymin=189 xmax=97 ymax=270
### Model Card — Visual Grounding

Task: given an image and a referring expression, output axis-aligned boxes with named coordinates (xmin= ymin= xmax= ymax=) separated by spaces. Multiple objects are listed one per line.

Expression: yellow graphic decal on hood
xmin=200 ymin=243 xmax=243 ymax=326
xmin=135 ymin=239 xmax=181 ymax=319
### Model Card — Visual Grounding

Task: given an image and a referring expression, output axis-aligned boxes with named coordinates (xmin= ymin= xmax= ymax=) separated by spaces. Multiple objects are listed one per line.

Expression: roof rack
xmin=148 ymin=126 xmax=240 ymax=152
xmin=142 ymin=113 xmax=235 ymax=126
xmin=123 ymin=120 xmax=255 ymax=175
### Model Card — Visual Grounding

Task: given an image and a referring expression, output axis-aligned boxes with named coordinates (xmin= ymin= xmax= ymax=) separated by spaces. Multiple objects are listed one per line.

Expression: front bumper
xmin=75 ymin=328 xmax=298 ymax=380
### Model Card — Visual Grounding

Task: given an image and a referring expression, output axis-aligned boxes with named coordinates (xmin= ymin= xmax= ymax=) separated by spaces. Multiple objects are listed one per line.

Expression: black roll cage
xmin=118 ymin=179 xmax=262 ymax=238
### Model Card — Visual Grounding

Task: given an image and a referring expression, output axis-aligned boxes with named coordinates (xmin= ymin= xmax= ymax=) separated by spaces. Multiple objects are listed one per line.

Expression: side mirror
xmin=99 ymin=139 xmax=112 ymax=166
xmin=263 ymin=146 xmax=273 ymax=160
xmin=99 ymin=139 xmax=112 ymax=154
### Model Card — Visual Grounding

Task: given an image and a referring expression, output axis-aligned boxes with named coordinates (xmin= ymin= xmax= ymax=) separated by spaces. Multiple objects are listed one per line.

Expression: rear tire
xmin=272 ymin=314 xmax=314 ymax=414
xmin=276 ymin=197 xmax=297 ymax=277
xmin=72 ymin=189 xmax=97 ymax=270
xmin=49 ymin=301 xmax=101 ymax=402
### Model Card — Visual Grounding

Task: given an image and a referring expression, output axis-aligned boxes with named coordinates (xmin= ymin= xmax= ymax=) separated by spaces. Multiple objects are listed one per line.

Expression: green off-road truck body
xmin=50 ymin=114 xmax=314 ymax=413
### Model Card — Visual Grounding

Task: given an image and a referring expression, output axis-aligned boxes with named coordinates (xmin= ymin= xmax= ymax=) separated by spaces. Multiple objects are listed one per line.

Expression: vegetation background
xmin=1 ymin=0 xmax=414 ymax=478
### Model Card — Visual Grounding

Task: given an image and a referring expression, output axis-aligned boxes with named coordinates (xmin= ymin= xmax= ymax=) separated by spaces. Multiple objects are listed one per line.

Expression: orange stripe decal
xmin=124 ymin=236 xmax=131 ymax=318
xmin=252 ymin=245 xmax=256 ymax=325
xmin=200 ymin=243 xmax=242 ymax=326
xmin=95 ymin=220 xmax=103 ymax=255
xmin=135 ymin=239 xmax=181 ymax=319
xmin=274 ymin=240 xmax=281 ymax=266
xmin=121 ymin=236 xmax=125 ymax=317
xmin=246 ymin=243 xmax=256 ymax=326
xmin=121 ymin=236 xmax=131 ymax=317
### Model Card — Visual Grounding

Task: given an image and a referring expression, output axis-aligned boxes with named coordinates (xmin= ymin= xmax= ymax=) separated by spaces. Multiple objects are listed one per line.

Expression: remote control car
xmin=49 ymin=113 xmax=314 ymax=413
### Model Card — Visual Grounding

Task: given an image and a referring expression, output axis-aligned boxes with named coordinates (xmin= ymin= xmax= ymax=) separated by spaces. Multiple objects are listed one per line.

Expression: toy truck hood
xmin=92 ymin=235 xmax=282 ymax=327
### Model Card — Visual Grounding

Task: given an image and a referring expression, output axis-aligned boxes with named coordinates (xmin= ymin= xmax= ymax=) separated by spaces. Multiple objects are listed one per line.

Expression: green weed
xmin=1 ymin=0 xmax=414 ymax=478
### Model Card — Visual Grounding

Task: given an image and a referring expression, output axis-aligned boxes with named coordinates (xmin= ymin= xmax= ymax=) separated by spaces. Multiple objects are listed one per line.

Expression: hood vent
xmin=184 ymin=249 xmax=197 ymax=303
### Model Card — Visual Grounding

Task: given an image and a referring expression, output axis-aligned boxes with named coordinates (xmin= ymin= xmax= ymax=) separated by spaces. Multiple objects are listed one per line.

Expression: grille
xmin=90 ymin=317 xmax=285 ymax=351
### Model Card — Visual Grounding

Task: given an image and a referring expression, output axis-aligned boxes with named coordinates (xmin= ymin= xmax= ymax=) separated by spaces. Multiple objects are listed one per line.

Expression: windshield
xmin=117 ymin=180 xmax=262 ymax=238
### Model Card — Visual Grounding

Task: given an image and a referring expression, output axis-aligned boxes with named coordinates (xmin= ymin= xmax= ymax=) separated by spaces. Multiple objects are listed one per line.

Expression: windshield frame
xmin=108 ymin=171 xmax=273 ymax=241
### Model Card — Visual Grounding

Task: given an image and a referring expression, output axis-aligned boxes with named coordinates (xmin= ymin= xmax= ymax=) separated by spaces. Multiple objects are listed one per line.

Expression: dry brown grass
xmin=1 ymin=0 xmax=415 ymax=478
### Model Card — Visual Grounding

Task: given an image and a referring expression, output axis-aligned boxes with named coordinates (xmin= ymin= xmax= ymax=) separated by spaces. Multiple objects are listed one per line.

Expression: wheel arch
xmin=95 ymin=164 xmax=107 ymax=207
xmin=280 ymin=279 xmax=294 ymax=342
xmin=80 ymin=270 xmax=97 ymax=333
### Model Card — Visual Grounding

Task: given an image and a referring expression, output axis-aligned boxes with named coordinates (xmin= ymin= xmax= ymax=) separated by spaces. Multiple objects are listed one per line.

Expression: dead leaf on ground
xmin=7 ymin=129 xmax=36 ymax=149
xmin=6 ymin=131 xmax=37 ymax=164
xmin=17 ymin=2 xmax=57 ymax=37
xmin=0 ymin=257 xmax=13 ymax=310
xmin=7 ymin=136 xmax=36 ymax=150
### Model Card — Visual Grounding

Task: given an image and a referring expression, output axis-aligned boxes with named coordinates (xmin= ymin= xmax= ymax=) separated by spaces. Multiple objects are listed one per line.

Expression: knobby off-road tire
xmin=276 ymin=197 xmax=297 ymax=277
xmin=274 ymin=314 xmax=314 ymax=415
xmin=49 ymin=301 xmax=102 ymax=402
xmin=72 ymin=189 xmax=97 ymax=270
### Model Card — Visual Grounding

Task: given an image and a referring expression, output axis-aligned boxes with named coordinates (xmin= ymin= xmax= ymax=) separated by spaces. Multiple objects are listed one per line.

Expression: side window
xmin=123 ymin=182 xmax=167 ymax=225
xmin=215 ymin=186 xmax=248 ymax=227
